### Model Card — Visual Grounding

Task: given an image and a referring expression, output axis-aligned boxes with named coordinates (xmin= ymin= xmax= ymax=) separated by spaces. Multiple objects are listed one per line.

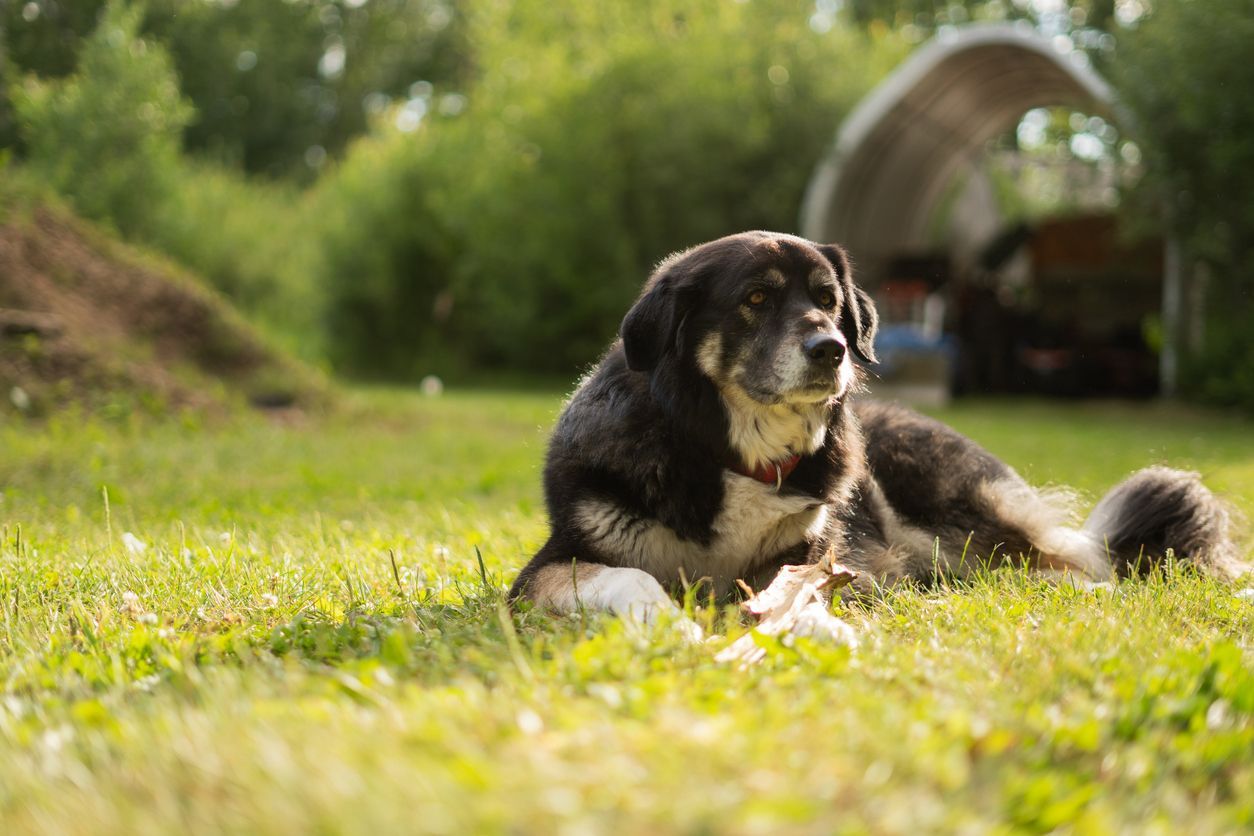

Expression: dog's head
xmin=621 ymin=231 xmax=877 ymax=408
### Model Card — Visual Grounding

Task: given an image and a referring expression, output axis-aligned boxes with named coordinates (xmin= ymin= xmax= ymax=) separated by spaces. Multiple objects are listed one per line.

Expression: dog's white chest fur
xmin=575 ymin=472 xmax=827 ymax=595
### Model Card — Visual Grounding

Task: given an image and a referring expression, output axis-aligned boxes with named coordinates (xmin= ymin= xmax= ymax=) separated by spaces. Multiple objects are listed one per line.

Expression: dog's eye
xmin=818 ymin=291 xmax=836 ymax=308
xmin=746 ymin=290 xmax=767 ymax=306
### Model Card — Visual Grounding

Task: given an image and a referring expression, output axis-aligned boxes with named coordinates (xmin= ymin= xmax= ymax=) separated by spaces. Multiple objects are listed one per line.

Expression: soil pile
xmin=0 ymin=207 xmax=324 ymax=417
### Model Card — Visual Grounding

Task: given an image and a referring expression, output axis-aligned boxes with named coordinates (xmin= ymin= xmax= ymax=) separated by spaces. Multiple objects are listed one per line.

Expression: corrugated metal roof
xmin=800 ymin=23 xmax=1117 ymax=264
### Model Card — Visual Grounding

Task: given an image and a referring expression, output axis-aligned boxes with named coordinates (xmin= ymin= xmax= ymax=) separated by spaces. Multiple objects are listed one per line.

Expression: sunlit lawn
xmin=1 ymin=390 xmax=1252 ymax=833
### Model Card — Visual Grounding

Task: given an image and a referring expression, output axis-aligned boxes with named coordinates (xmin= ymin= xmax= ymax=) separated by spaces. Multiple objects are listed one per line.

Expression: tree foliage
xmin=10 ymin=2 xmax=191 ymax=237
xmin=8 ymin=3 xmax=328 ymax=355
xmin=839 ymin=0 xmax=1115 ymax=33
xmin=143 ymin=0 xmax=468 ymax=178
xmin=1115 ymin=0 xmax=1254 ymax=409
xmin=8 ymin=0 xmax=1253 ymax=398
xmin=318 ymin=0 xmax=906 ymax=375
xmin=2 ymin=0 xmax=467 ymax=177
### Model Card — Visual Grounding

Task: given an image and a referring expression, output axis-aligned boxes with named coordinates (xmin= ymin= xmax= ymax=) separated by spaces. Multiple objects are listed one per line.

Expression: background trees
xmin=3 ymin=0 xmax=467 ymax=176
xmin=318 ymin=0 xmax=904 ymax=374
xmin=2 ymin=0 xmax=1251 ymax=406
xmin=11 ymin=3 xmax=191 ymax=238
xmin=1114 ymin=0 xmax=1254 ymax=408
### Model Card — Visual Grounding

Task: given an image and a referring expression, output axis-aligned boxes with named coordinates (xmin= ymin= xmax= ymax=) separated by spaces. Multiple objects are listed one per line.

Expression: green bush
xmin=9 ymin=2 xmax=191 ymax=239
xmin=320 ymin=0 xmax=905 ymax=376
xmin=146 ymin=162 xmax=327 ymax=360
xmin=7 ymin=2 xmax=325 ymax=359
xmin=2 ymin=0 xmax=469 ymax=179
xmin=316 ymin=129 xmax=458 ymax=377
xmin=7 ymin=0 xmax=907 ymax=380
xmin=1115 ymin=0 xmax=1254 ymax=410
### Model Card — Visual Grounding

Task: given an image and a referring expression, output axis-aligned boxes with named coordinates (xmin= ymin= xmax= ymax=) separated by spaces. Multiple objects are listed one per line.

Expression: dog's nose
xmin=803 ymin=333 xmax=846 ymax=365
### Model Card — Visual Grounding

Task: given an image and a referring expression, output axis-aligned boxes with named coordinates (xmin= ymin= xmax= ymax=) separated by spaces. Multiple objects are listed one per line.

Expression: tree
xmin=2 ymin=0 xmax=469 ymax=177
xmin=1115 ymin=0 xmax=1254 ymax=408
xmin=319 ymin=0 xmax=908 ymax=375
xmin=10 ymin=1 xmax=191 ymax=236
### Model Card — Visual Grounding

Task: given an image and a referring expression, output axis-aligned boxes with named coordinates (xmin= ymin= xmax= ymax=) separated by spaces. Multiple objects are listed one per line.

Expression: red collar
xmin=730 ymin=454 xmax=802 ymax=487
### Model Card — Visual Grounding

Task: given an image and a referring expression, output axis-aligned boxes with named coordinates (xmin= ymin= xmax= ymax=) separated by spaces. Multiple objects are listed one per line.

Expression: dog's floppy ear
xmin=621 ymin=257 xmax=701 ymax=372
xmin=817 ymin=243 xmax=878 ymax=364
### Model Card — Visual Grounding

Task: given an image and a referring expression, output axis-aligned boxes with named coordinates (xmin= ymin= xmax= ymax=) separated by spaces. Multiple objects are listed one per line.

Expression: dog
xmin=509 ymin=231 xmax=1247 ymax=629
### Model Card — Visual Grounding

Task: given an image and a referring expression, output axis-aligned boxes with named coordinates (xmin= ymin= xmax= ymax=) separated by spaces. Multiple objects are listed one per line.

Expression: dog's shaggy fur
xmin=509 ymin=232 xmax=1248 ymax=624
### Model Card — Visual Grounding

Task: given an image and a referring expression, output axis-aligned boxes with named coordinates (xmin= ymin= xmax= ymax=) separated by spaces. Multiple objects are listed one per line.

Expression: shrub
xmin=9 ymin=1 xmax=191 ymax=239
xmin=8 ymin=2 xmax=325 ymax=359
xmin=146 ymin=163 xmax=327 ymax=360
xmin=320 ymin=0 xmax=905 ymax=376
xmin=316 ymin=129 xmax=459 ymax=377
xmin=1115 ymin=0 xmax=1254 ymax=410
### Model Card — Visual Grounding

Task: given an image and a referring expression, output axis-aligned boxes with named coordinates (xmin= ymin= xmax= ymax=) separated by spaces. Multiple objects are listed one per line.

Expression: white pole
xmin=1160 ymin=236 xmax=1183 ymax=397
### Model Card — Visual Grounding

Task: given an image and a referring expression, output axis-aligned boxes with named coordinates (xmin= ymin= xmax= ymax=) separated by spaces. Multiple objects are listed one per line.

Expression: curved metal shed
xmin=800 ymin=23 xmax=1117 ymax=262
xmin=797 ymin=23 xmax=1192 ymax=394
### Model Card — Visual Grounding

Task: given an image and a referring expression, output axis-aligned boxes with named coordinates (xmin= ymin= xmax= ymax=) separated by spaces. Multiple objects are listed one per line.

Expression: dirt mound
xmin=0 ymin=207 xmax=325 ymax=417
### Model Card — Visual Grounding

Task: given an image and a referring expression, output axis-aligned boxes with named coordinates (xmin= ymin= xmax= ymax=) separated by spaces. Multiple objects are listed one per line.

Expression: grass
xmin=1 ymin=390 xmax=1252 ymax=834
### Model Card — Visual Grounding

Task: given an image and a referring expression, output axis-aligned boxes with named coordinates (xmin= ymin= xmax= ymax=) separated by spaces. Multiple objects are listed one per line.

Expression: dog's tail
xmin=1082 ymin=466 xmax=1250 ymax=580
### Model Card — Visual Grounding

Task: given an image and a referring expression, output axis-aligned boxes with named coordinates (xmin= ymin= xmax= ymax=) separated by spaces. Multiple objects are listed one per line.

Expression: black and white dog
xmin=509 ymin=232 xmax=1247 ymax=628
